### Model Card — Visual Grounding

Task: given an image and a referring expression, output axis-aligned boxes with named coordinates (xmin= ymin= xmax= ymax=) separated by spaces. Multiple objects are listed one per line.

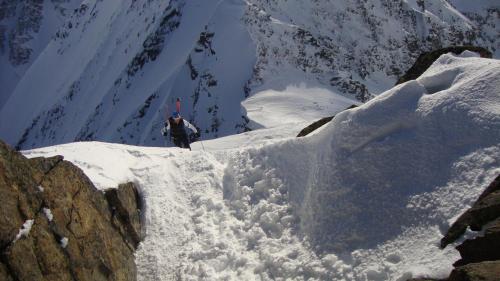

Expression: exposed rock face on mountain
xmin=0 ymin=140 xmax=143 ymax=281
xmin=441 ymin=175 xmax=500 ymax=249
xmin=243 ymin=0 xmax=498 ymax=99
xmin=396 ymin=46 xmax=492 ymax=85
xmin=105 ymin=182 xmax=143 ymax=250
xmin=296 ymin=104 xmax=357 ymax=137
xmin=448 ymin=261 xmax=500 ymax=281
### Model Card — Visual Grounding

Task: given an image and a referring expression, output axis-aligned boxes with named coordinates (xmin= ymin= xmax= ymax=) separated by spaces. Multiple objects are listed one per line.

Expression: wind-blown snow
xmin=43 ymin=208 xmax=53 ymax=222
xmin=14 ymin=220 xmax=34 ymax=243
xmin=23 ymin=55 xmax=500 ymax=280
xmin=60 ymin=237 xmax=69 ymax=248
xmin=243 ymin=84 xmax=359 ymax=129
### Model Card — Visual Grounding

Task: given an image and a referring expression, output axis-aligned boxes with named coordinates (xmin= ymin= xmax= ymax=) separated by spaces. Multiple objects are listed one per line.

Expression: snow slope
xmin=0 ymin=0 xmax=82 ymax=108
xmin=242 ymin=84 xmax=360 ymax=129
xmin=1 ymin=0 xmax=256 ymax=148
xmin=1 ymin=0 xmax=498 ymax=150
xmin=23 ymin=55 xmax=500 ymax=280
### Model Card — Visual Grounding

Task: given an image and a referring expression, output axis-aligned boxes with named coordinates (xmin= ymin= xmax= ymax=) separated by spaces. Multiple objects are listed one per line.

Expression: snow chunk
xmin=60 ymin=237 xmax=69 ymax=248
xmin=14 ymin=220 xmax=34 ymax=242
xmin=37 ymin=185 xmax=44 ymax=192
xmin=458 ymin=50 xmax=480 ymax=58
xmin=43 ymin=208 xmax=53 ymax=222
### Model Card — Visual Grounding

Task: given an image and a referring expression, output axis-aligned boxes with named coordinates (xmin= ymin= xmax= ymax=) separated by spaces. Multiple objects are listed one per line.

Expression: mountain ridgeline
xmin=0 ymin=0 xmax=498 ymax=149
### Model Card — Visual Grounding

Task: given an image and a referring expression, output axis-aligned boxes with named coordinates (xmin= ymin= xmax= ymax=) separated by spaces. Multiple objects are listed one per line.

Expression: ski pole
xmin=199 ymin=135 xmax=206 ymax=152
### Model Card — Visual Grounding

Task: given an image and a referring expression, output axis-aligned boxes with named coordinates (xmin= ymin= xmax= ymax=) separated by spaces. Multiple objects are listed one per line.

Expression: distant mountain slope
xmin=0 ymin=0 xmax=498 ymax=149
xmin=0 ymin=0 xmax=82 ymax=108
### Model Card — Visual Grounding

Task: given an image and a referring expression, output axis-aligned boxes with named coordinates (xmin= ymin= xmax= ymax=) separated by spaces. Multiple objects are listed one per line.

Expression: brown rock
xmin=396 ymin=46 xmax=492 ymax=85
xmin=448 ymin=261 xmax=500 ymax=281
xmin=0 ymin=261 xmax=14 ymax=281
xmin=454 ymin=218 xmax=500 ymax=266
xmin=0 ymin=141 xmax=42 ymax=249
xmin=4 ymin=225 xmax=45 ymax=281
xmin=105 ymin=183 xmax=143 ymax=249
xmin=441 ymin=174 xmax=500 ymax=248
xmin=297 ymin=104 xmax=357 ymax=137
xmin=0 ymin=139 xmax=143 ymax=281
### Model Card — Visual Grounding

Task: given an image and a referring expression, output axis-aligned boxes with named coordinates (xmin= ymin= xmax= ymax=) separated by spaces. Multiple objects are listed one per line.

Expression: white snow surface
xmin=243 ymin=84 xmax=359 ymax=129
xmin=0 ymin=0 xmax=82 ymax=108
xmin=14 ymin=220 xmax=35 ymax=242
xmin=43 ymin=208 xmax=54 ymax=222
xmin=23 ymin=55 xmax=500 ymax=280
xmin=60 ymin=237 xmax=69 ymax=248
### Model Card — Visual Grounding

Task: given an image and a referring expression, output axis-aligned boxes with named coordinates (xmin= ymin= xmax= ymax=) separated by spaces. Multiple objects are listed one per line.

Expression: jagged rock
xmin=454 ymin=218 xmax=500 ymax=266
xmin=105 ymin=183 xmax=143 ymax=249
xmin=0 ymin=139 xmax=142 ymax=281
xmin=297 ymin=116 xmax=334 ymax=138
xmin=0 ymin=140 xmax=43 ymax=249
xmin=396 ymin=46 xmax=492 ymax=85
xmin=0 ymin=261 xmax=14 ymax=281
xmin=297 ymin=105 xmax=357 ymax=137
xmin=408 ymin=175 xmax=500 ymax=281
xmin=448 ymin=261 xmax=500 ymax=281
xmin=421 ymin=175 xmax=500 ymax=281
xmin=441 ymin=174 xmax=500 ymax=248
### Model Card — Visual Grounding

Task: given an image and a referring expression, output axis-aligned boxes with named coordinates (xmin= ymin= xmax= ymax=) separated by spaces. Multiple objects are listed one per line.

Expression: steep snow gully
xmin=23 ymin=55 xmax=500 ymax=280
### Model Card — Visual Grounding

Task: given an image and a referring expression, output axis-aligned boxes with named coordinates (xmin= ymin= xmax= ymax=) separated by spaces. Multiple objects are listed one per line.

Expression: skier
xmin=161 ymin=111 xmax=198 ymax=150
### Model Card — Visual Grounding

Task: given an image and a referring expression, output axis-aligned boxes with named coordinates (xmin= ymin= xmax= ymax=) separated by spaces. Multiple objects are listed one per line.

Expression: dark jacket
xmin=167 ymin=117 xmax=187 ymax=137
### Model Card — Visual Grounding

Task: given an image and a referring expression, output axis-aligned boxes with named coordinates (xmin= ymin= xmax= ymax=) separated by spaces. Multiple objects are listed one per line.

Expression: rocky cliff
xmin=0 ymin=140 xmax=143 ymax=281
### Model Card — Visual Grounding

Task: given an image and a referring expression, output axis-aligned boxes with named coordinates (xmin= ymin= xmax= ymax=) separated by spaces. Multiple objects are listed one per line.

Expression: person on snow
xmin=161 ymin=112 xmax=198 ymax=150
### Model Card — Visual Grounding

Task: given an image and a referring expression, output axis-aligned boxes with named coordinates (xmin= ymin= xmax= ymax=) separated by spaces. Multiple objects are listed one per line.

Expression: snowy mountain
xmin=0 ymin=0 xmax=82 ymax=108
xmin=23 ymin=54 xmax=500 ymax=280
xmin=0 ymin=0 xmax=498 ymax=149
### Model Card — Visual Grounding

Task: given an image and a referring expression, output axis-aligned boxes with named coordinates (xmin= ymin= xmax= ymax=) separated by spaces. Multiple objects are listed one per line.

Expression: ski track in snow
xmin=132 ymin=153 xmax=192 ymax=281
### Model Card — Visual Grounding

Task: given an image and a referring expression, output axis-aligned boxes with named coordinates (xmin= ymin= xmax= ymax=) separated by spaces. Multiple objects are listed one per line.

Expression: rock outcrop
xmin=441 ymin=175 xmax=500 ymax=249
xmin=395 ymin=46 xmax=492 ymax=85
xmin=448 ymin=261 xmax=500 ymax=281
xmin=0 ymin=140 xmax=143 ymax=281
xmin=296 ymin=105 xmax=357 ymax=137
